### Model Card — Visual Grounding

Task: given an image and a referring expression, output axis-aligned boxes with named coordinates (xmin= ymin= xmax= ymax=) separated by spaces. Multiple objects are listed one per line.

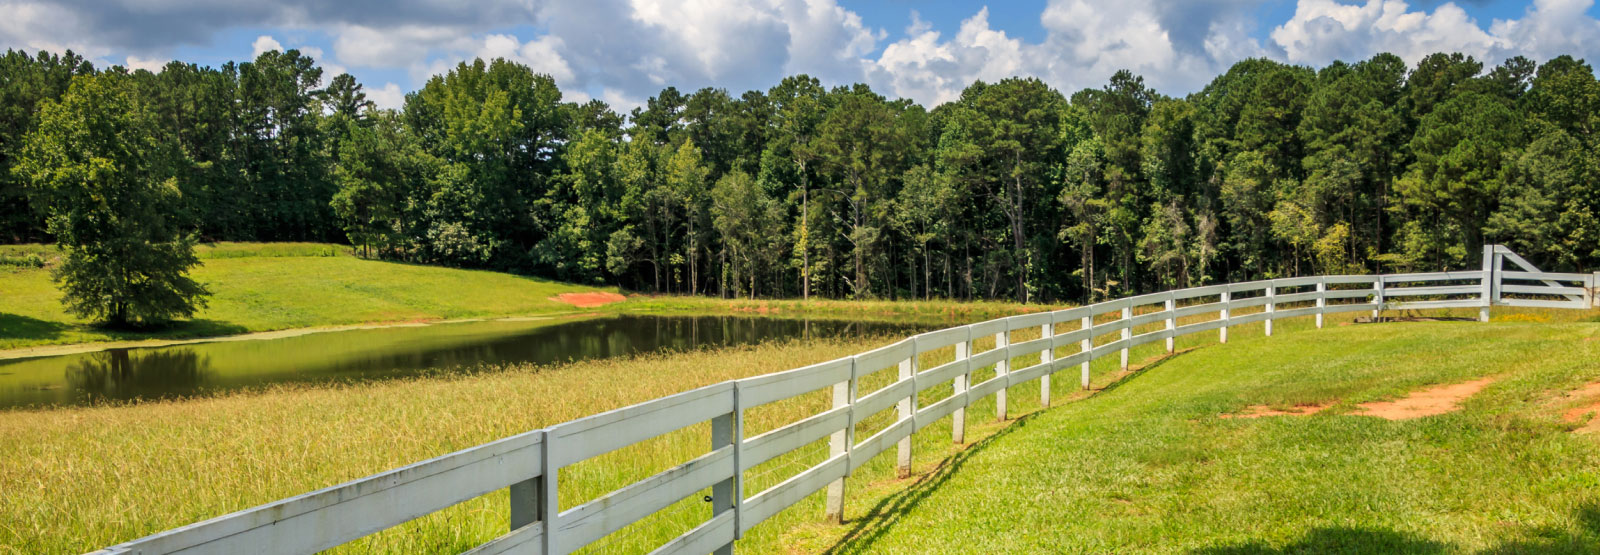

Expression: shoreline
xmin=0 ymin=314 xmax=591 ymax=362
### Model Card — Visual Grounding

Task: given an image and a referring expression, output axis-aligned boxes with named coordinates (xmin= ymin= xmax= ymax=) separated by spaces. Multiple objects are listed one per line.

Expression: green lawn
xmin=796 ymin=320 xmax=1600 ymax=553
xmin=2 ymin=298 xmax=1598 ymax=552
xmin=0 ymin=243 xmax=613 ymax=350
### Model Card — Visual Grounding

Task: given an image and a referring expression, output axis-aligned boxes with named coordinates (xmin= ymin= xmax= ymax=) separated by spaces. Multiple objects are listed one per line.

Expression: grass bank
xmin=806 ymin=320 xmax=1600 ymax=553
xmin=0 ymin=243 xmax=612 ymax=350
xmin=0 ymin=242 xmax=1066 ymax=354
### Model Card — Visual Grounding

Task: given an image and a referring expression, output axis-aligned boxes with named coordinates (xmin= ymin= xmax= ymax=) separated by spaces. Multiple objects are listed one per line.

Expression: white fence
xmin=95 ymin=246 xmax=1598 ymax=555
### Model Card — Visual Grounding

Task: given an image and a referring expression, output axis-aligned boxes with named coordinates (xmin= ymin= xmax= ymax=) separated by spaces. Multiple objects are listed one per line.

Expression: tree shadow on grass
xmin=0 ymin=312 xmax=71 ymax=342
xmin=1192 ymin=526 xmax=1451 ymax=554
xmin=824 ymin=413 xmax=1036 ymax=554
xmin=0 ymin=313 xmax=248 ymax=346
xmin=1190 ymin=503 xmax=1600 ymax=554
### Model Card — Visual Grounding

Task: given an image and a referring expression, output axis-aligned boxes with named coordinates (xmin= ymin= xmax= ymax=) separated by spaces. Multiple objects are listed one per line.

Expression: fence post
xmin=824 ymin=358 xmax=856 ymax=523
xmin=1480 ymin=245 xmax=1494 ymax=322
xmin=711 ymin=395 xmax=737 ymax=555
xmin=1265 ymin=284 xmax=1276 ymax=337
xmin=509 ymin=433 xmax=548 ymax=533
xmin=1373 ymin=278 xmax=1385 ymax=321
xmin=1315 ymin=279 xmax=1326 ymax=329
xmin=952 ymin=334 xmax=969 ymax=444
xmin=1040 ymin=322 xmax=1053 ymax=407
xmin=1592 ymin=272 xmax=1600 ymax=309
xmin=1164 ymin=295 xmax=1176 ymax=353
xmin=1119 ymin=305 xmax=1132 ymax=371
xmin=1219 ymin=290 xmax=1230 ymax=344
xmin=540 ymin=431 xmax=558 ymax=554
xmin=995 ymin=330 xmax=1009 ymax=421
xmin=1080 ymin=315 xmax=1092 ymax=390
xmin=896 ymin=341 xmax=916 ymax=479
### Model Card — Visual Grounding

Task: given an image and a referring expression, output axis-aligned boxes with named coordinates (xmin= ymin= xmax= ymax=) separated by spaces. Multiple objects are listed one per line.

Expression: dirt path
xmin=551 ymin=292 xmax=628 ymax=308
xmin=1356 ymin=377 xmax=1497 ymax=420
xmin=1221 ymin=403 xmax=1333 ymax=419
xmin=1559 ymin=382 xmax=1600 ymax=433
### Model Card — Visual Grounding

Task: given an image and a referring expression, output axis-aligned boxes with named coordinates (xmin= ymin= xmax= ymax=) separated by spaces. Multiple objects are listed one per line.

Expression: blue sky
xmin=3 ymin=0 xmax=1598 ymax=110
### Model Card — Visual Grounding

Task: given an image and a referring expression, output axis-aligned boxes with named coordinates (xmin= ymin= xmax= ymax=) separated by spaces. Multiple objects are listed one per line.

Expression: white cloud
xmin=1270 ymin=0 xmax=1600 ymax=68
xmin=5 ymin=0 xmax=1600 ymax=114
xmin=251 ymin=35 xmax=282 ymax=57
xmin=125 ymin=55 xmax=166 ymax=72
xmin=479 ymin=33 xmax=575 ymax=85
xmin=869 ymin=9 xmax=1028 ymax=106
xmin=331 ymin=24 xmax=476 ymax=69
xmin=367 ymin=82 xmax=406 ymax=110
xmin=864 ymin=1 xmax=1266 ymax=106
xmin=1486 ymin=0 xmax=1600 ymax=63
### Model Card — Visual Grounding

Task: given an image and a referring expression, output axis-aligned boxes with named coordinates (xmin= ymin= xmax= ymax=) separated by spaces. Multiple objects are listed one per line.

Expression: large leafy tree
xmin=15 ymin=71 xmax=208 ymax=326
xmin=403 ymin=58 xmax=567 ymax=269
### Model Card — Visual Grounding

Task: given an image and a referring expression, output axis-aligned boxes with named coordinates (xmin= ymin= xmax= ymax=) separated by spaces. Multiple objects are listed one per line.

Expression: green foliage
xmin=3 ymin=47 xmax=1598 ymax=305
xmin=14 ymin=71 xmax=208 ymax=326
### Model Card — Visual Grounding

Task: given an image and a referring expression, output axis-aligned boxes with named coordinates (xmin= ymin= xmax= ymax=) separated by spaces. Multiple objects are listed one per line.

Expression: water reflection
xmin=67 ymin=349 xmax=210 ymax=402
xmin=0 ymin=314 xmax=932 ymax=410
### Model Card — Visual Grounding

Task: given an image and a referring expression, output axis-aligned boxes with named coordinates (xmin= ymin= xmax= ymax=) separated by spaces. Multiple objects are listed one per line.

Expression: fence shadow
xmin=824 ymin=412 xmax=1037 ymax=553
xmin=1095 ymin=347 xmax=1193 ymax=395
xmin=823 ymin=348 xmax=1184 ymax=553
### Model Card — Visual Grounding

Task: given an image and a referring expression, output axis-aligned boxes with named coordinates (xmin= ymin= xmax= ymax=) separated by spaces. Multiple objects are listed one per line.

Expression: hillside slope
xmin=806 ymin=321 xmax=1600 ymax=553
xmin=0 ymin=243 xmax=615 ymax=350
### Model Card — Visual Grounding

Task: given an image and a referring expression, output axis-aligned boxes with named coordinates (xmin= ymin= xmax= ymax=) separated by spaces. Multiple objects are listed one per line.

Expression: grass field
xmin=0 ymin=243 xmax=613 ymax=350
xmin=805 ymin=320 xmax=1600 ymax=553
xmin=4 ymin=309 xmax=1599 ymax=553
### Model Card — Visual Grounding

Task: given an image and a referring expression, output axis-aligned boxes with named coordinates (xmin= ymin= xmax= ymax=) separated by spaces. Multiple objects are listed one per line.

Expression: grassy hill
xmin=798 ymin=321 xmax=1600 ymax=553
xmin=0 ymin=243 xmax=615 ymax=350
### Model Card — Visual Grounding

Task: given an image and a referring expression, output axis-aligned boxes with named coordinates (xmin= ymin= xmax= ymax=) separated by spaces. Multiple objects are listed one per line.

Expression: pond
xmin=0 ymin=314 xmax=935 ymax=410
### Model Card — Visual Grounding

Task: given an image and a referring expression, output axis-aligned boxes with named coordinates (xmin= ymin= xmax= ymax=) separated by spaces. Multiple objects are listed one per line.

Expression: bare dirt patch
xmin=1356 ymin=377 xmax=1496 ymax=420
xmin=1558 ymin=382 xmax=1600 ymax=433
xmin=551 ymin=292 xmax=627 ymax=308
xmin=1220 ymin=403 xmax=1332 ymax=419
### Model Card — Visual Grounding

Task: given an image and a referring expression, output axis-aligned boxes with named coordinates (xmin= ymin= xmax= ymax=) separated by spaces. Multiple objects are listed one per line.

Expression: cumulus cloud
xmin=864 ymin=1 xmax=1267 ymax=105
xmin=251 ymin=35 xmax=283 ymax=57
xmin=367 ymin=82 xmax=406 ymax=110
xmin=124 ymin=55 xmax=167 ymax=72
xmin=1270 ymin=0 xmax=1600 ymax=68
xmin=1270 ymin=0 xmax=1502 ymax=65
xmin=4 ymin=0 xmax=1600 ymax=113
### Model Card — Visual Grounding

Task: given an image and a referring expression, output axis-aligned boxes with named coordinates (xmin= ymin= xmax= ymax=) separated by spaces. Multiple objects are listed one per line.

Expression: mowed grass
xmin=0 ymin=243 xmax=612 ymax=350
xmin=797 ymin=319 xmax=1600 ymax=553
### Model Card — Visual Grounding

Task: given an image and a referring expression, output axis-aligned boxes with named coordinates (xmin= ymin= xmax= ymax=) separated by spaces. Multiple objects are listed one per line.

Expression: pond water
xmin=0 ymin=314 xmax=934 ymax=410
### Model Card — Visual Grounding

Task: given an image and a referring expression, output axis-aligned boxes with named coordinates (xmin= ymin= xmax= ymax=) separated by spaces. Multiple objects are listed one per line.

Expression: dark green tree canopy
xmin=4 ymin=47 xmax=1599 ymax=306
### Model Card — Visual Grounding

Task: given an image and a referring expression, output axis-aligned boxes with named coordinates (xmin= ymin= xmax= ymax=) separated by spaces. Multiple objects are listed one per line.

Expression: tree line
xmin=3 ymin=48 xmax=1598 ymax=319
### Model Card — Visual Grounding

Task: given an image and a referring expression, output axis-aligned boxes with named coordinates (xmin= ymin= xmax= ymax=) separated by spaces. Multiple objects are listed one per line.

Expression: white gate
xmin=1485 ymin=245 xmax=1597 ymax=310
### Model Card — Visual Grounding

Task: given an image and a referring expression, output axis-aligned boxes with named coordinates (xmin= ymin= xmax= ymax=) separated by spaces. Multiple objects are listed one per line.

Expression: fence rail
xmin=95 ymin=246 xmax=1600 ymax=555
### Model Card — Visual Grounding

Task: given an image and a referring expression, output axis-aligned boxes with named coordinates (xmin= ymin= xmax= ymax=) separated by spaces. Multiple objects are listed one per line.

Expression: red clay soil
xmin=1356 ymin=377 xmax=1496 ymax=420
xmin=1559 ymin=382 xmax=1600 ymax=433
xmin=551 ymin=292 xmax=628 ymax=308
xmin=1221 ymin=403 xmax=1332 ymax=419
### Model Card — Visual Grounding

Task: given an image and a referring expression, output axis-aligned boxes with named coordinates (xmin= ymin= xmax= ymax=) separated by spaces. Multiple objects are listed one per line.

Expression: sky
xmin=2 ymin=0 xmax=1598 ymax=112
